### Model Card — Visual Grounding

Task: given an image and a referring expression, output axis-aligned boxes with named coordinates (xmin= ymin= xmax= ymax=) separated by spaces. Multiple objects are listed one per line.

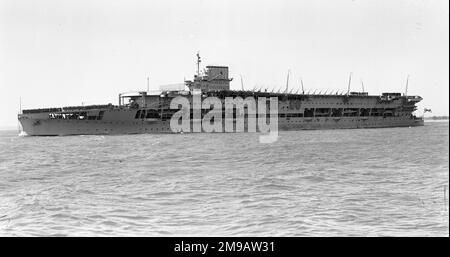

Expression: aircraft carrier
xmin=18 ymin=55 xmax=424 ymax=136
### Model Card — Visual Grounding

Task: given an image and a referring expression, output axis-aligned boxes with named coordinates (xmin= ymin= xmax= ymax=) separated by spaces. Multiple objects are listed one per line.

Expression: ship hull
xmin=18 ymin=91 xmax=425 ymax=136
xmin=18 ymin=115 xmax=424 ymax=136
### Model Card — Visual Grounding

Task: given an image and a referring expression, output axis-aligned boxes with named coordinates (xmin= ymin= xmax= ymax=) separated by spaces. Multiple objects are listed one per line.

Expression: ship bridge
xmin=185 ymin=66 xmax=232 ymax=92
xmin=185 ymin=53 xmax=232 ymax=92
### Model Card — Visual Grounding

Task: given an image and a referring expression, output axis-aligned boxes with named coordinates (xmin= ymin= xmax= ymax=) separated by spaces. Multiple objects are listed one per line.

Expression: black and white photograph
xmin=0 ymin=0 xmax=448 ymax=244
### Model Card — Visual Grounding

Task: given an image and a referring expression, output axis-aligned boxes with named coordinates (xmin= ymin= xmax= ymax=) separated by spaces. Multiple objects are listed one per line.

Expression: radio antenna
xmin=147 ymin=76 xmax=149 ymax=92
xmin=285 ymin=69 xmax=290 ymax=93
xmin=347 ymin=72 xmax=353 ymax=95
xmin=404 ymin=74 xmax=410 ymax=96
xmin=240 ymin=74 xmax=244 ymax=91
xmin=300 ymin=77 xmax=305 ymax=94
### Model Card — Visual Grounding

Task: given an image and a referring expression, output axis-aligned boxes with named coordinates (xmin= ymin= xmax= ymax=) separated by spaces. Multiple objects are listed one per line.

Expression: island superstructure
xmin=18 ymin=56 xmax=424 ymax=136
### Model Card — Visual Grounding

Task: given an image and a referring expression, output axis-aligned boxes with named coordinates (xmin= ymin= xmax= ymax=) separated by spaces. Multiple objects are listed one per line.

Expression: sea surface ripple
xmin=0 ymin=122 xmax=448 ymax=236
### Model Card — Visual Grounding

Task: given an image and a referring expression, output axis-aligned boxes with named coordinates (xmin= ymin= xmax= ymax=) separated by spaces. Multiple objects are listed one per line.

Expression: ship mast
xmin=285 ymin=69 xmax=290 ymax=93
xmin=300 ymin=77 xmax=305 ymax=94
xmin=346 ymin=72 xmax=353 ymax=95
xmin=196 ymin=52 xmax=201 ymax=77
xmin=17 ymin=97 xmax=22 ymax=133
xmin=404 ymin=74 xmax=409 ymax=96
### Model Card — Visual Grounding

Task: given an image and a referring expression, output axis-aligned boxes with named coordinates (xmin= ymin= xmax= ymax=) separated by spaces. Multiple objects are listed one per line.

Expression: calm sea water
xmin=0 ymin=122 xmax=448 ymax=236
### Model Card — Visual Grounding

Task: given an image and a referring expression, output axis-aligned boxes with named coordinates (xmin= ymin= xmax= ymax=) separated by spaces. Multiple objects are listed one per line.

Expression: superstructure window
xmin=383 ymin=108 xmax=394 ymax=117
xmin=314 ymin=108 xmax=331 ymax=117
xmin=135 ymin=110 xmax=141 ymax=119
xmin=146 ymin=109 xmax=160 ymax=119
xmin=161 ymin=113 xmax=173 ymax=121
xmin=343 ymin=108 xmax=358 ymax=117
xmin=78 ymin=112 xmax=87 ymax=120
xmin=140 ymin=110 xmax=147 ymax=119
xmin=331 ymin=108 xmax=343 ymax=117
xmin=360 ymin=108 xmax=370 ymax=116
xmin=370 ymin=108 xmax=384 ymax=117
xmin=286 ymin=113 xmax=303 ymax=118
xmin=304 ymin=108 xmax=314 ymax=117
xmin=97 ymin=111 xmax=105 ymax=120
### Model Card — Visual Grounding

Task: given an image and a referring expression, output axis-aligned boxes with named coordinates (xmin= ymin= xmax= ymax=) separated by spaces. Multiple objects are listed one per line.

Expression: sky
xmin=0 ymin=0 xmax=448 ymax=127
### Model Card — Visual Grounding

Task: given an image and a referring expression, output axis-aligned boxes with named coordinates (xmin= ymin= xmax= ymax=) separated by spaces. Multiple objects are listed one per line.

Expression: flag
xmin=424 ymin=108 xmax=432 ymax=113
